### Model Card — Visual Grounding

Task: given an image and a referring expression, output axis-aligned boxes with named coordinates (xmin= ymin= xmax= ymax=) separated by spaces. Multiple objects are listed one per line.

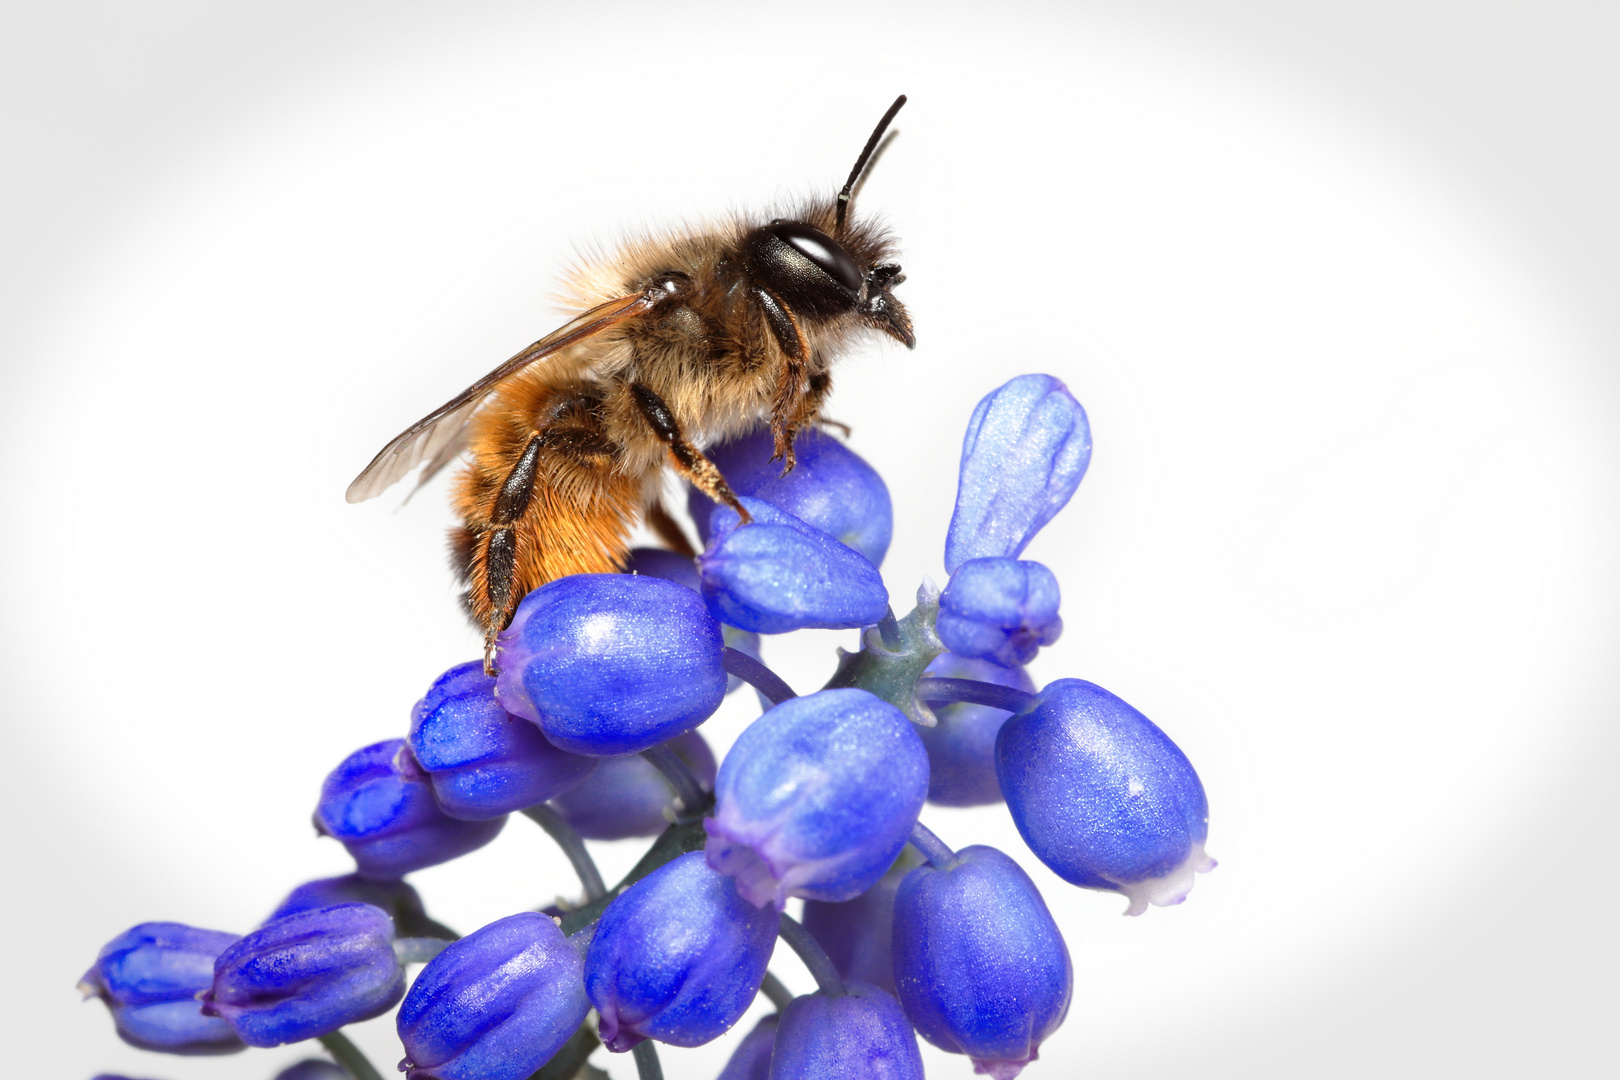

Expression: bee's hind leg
xmin=628 ymin=382 xmax=752 ymax=526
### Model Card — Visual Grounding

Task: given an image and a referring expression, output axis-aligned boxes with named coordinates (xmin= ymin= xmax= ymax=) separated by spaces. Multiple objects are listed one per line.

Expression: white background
xmin=3 ymin=2 xmax=1616 ymax=1078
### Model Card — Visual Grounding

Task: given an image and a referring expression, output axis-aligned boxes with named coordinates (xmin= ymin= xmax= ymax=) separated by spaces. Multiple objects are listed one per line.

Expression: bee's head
xmin=739 ymin=96 xmax=913 ymax=348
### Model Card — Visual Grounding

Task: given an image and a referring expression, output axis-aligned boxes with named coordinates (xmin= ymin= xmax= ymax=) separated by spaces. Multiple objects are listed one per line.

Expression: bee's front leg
xmin=627 ymin=382 xmax=751 ymax=526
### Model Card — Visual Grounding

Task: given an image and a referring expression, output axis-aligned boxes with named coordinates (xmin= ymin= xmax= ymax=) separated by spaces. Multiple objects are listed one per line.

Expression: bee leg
xmin=752 ymin=286 xmax=812 ymax=472
xmin=644 ymin=501 xmax=697 ymax=558
xmin=479 ymin=432 xmax=546 ymax=674
xmin=628 ymin=382 xmax=752 ymax=526
xmin=769 ymin=369 xmax=835 ymax=476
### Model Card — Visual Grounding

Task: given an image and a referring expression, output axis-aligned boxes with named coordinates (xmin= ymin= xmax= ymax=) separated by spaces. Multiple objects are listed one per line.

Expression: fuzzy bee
xmin=348 ymin=97 xmax=913 ymax=673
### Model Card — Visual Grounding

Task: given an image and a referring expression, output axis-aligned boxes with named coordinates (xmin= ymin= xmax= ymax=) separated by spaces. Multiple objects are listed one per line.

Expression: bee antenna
xmin=836 ymin=94 xmax=907 ymax=234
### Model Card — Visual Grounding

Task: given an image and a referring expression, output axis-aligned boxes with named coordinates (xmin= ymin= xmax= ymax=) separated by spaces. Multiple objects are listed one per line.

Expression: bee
xmin=348 ymin=97 xmax=914 ymax=674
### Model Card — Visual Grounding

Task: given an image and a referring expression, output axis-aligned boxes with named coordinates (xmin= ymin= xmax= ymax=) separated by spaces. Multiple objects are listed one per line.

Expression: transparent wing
xmin=345 ymin=292 xmax=654 ymax=503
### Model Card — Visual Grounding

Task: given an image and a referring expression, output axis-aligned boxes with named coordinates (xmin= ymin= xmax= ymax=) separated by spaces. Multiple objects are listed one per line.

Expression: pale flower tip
xmin=1113 ymin=840 xmax=1215 ymax=916
xmin=973 ymin=1055 xmax=1031 ymax=1080
xmin=76 ymin=978 xmax=97 ymax=1001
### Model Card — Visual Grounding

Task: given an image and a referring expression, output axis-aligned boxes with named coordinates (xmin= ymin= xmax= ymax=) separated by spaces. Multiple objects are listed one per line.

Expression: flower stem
xmin=908 ymin=820 xmax=957 ymax=870
xmin=641 ymin=743 xmax=707 ymax=817
xmin=558 ymin=815 xmax=710 ymax=935
xmin=876 ymin=606 xmax=903 ymax=650
xmin=914 ymin=675 xmax=1038 ymax=714
xmin=631 ymin=1040 xmax=665 ymax=1080
xmin=761 ymin=969 xmax=794 ymax=1012
xmin=318 ymin=1029 xmax=385 ymax=1080
xmin=522 ymin=804 xmax=607 ymax=901
xmin=777 ymin=911 xmax=846 ymax=997
xmin=722 ymin=646 xmax=798 ymax=704
xmin=391 ymin=936 xmax=452 ymax=966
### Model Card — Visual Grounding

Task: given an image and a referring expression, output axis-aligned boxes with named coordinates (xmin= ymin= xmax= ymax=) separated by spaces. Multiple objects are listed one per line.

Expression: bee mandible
xmin=348 ymin=96 xmax=914 ymax=674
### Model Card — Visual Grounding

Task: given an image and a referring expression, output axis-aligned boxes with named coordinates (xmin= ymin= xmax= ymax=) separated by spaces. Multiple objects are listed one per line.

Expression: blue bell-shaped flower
xmin=624 ymin=546 xmax=764 ymax=697
xmin=315 ymin=740 xmax=505 ymax=880
xmin=917 ymin=653 xmax=1035 ymax=807
xmin=396 ymin=911 xmax=589 ymax=1080
xmin=698 ymin=497 xmax=888 ymax=635
xmin=495 ymin=573 xmax=727 ymax=756
xmin=79 ymin=922 xmax=243 ymax=1055
xmin=936 ymin=558 xmax=1062 ymax=667
xmin=769 ymin=984 xmax=924 ymax=1079
xmin=405 ymin=660 xmax=597 ymax=819
xmin=688 ymin=425 xmax=894 ymax=567
xmin=549 ymin=730 xmax=716 ymax=840
xmin=199 ymin=903 xmax=404 ymax=1047
xmin=800 ymin=847 xmax=922 ymax=996
xmin=716 ymin=1013 xmax=778 ymax=1080
xmin=945 ymin=374 xmax=1091 ymax=573
xmin=892 ymin=845 xmax=1072 ymax=1079
xmin=997 ymin=678 xmax=1215 ymax=913
xmin=585 ymin=852 xmax=778 ymax=1051
xmin=705 ymin=688 xmax=928 ymax=909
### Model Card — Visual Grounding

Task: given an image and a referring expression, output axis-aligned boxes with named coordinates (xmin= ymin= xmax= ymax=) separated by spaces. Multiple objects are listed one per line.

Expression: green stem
xmin=632 ymin=1040 xmax=665 ymax=1080
xmin=777 ymin=912 xmax=845 ymax=997
xmin=558 ymin=812 xmax=712 ymax=935
xmin=523 ymin=804 xmax=607 ymax=901
xmin=760 ymin=969 xmax=794 ymax=1012
xmin=318 ymin=1029 xmax=385 ymax=1080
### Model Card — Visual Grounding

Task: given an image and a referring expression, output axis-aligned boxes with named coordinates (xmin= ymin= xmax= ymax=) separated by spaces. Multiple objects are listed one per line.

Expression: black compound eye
xmin=770 ymin=222 xmax=863 ymax=295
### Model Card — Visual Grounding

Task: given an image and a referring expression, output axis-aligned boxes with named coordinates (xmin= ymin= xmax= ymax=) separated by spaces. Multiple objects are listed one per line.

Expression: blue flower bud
xmin=495 ymin=574 xmax=727 ymax=756
xmin=550 ymin=730 xmax=716 ymax=840
xmin=997 ymin=679 xmax=1215 ymax=913
xmin=315 ymin=740 xmax=506 ymax=880
xmin=699 ymin=497 xmax=889 ymax=636
xmin=945 ymin=374 xmax=1091 ymax=573
xmin=586 ymin=852 xmax=777 ymax=1051
xmin=917 ymin=654 xmax=1036 ymax=807
xmin=688 ymin=426 xmax=894 ymax=567
xmin=622 ymin=546 xmax=700 ymax=589
xmin=267 ymin=873 xmax=427 ymax=925
xmin=274 ymin=1061 xmax=350 ymax=1080
xmin=801 ymin=848 xmax=921 ymax=996
xmin=624 ymin=547 xmax=764 ymax=697
xmin=405 ymin=661 xmax=597 ymax=820
xmin=936 ymin=558 xmax=1062 ymax=667
xmin=769 ymin=984 xmax=924 ymax=1080
xmin=705 ymin=689 xmax=928 ymax=909
xmin=397 ymin=911 xmax=589 ymax=1080
xmin=892 ymin=846 xmax=1072 ymax=1079
xmin=200 ymin=903 xmax=404 ymax=1047
xmin=79 ymin=922 xmax=243 ymax=1056
xmin=717 ymin=1014 xmax=778 ymax=1080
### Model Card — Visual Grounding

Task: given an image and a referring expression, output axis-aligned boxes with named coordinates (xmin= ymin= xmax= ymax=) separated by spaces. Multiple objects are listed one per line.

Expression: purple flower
xmin=200 ymin=903 xmax=404 ymax=1047
xmin=495 ymin=574 xmax=727 ymax=756
xmin=688 ymin=425 xmax=894 ymax=567
xmin=79 ymin=922 xmax=243 ymax=1056
xmin=397 ymin=912 xmax=589 ymax=1080
xmin=315 ymin=740 xmax=505 ymax=880
xmin=769 ymin=985 xmax=924 ymax=1079
xmin=917 ymin=653 xmax=1036 ymax=807
xmin=585 ymin=852 xmax=778 ymax=1051
xmin=997 ymin=678 xmax=1215 ymax=914
xmin=892 ymin=846 xmax=1072 ymax=1079
xmin=405 ymin=660 xmax=597 ymax=820
xmin=705 ymin=689 xmax=928 ymax=909
xmin=936 ymin=558 xmax=1062 ymax=667
xmin=716 ymin=1014 xmax=778 ymax=1080
xmin=623 ymin=546 xmax=764 ymax=697
xmin=945 ymin=374 xmax=1091 ymax=573
xmin=801 ymin=848 xmax=921 ymax=996
xmin=268 ymin=874 xmax=425 ymax=924
xmin=550 ymin=730 xmax=717 ymax=840
xmin=699 ymin=497 xmax=889 ymax=635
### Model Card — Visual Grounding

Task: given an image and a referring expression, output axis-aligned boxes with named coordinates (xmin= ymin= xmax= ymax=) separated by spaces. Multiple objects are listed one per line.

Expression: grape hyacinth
xmin=80 ymin=372 xmax=1215 ymax=1080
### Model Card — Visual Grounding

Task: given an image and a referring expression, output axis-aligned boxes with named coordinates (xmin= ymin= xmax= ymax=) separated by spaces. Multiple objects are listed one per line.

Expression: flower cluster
xmin=80 ymin=374 xmax=1214 ymax=1080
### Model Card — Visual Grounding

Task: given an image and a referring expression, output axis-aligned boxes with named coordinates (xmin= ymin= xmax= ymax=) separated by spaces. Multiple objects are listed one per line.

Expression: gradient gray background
xmin=4 ymin=3 xmax=1616 ymax=1077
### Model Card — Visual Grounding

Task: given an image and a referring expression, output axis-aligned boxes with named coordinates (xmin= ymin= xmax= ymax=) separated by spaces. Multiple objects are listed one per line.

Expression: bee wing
xmin=345 ymin=292 xmax=655 ymax=503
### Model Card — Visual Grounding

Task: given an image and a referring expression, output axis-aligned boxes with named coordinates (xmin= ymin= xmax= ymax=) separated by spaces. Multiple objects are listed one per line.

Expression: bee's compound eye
xmin=769 ymin=223 xmax=863 ymax=296
xmin=651 ymin=271 xmax=691 ymax=295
